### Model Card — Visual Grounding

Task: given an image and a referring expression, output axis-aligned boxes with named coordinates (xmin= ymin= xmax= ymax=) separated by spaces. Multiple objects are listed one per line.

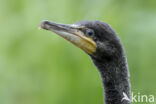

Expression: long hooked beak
xmin=39 ymin=20 xmax=96 ymax=54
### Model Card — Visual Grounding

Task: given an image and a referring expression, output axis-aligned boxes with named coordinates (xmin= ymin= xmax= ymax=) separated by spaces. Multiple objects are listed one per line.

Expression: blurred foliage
xmin=0 ymin=0 xmax=156 ymax=104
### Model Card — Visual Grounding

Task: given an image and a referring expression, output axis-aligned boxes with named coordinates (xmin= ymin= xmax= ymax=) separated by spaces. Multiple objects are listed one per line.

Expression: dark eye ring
xmin=86 ymin=30 xmax=94 ymax=36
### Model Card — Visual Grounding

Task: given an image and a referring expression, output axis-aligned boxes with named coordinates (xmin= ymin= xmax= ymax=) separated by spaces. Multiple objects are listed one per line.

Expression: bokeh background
xmin=0 ymin=0 xmax=156 ymax=104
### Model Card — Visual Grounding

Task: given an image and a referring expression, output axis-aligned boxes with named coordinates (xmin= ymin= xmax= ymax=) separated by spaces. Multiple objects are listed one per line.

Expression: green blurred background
xmin=0 ymin=0 xmax=156 ymax=104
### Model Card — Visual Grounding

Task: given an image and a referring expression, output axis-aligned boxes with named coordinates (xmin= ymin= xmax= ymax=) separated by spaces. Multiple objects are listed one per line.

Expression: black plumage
xmin=76 ymin=21 xmax=131 ymax=104
xmin=39 ymin=20 xmax=131 ymax=104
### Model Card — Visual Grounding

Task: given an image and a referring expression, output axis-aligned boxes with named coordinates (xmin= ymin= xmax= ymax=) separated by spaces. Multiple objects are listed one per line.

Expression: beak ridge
xmin=39 ymin=20 xmax=96 ymax=54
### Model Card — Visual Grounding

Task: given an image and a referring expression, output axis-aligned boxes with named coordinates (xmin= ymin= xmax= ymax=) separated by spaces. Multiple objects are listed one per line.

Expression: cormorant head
xmin=39 ymin=20 xmax=123 ymax=61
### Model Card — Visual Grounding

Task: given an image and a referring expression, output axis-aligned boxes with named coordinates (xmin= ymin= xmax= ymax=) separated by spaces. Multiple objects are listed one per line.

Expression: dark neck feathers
xmin=91 ymin=48 xmax=131 ymax=104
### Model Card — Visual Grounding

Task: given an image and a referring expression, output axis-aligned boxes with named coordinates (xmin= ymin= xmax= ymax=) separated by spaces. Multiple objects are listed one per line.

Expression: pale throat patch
xmin=52 ymin=30 xmax=96 ymax=54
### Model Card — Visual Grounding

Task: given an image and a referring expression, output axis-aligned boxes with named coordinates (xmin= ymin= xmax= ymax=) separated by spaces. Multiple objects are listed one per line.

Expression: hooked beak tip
xmin=39 ymin=20 xmax=50 ymax=30
xmin=38 ymin=20 xmax=97 ymax=54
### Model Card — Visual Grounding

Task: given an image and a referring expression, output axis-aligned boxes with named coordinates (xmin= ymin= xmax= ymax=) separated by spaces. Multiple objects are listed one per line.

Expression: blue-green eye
xmin=86 ymin=29 xmax=94 ymax=37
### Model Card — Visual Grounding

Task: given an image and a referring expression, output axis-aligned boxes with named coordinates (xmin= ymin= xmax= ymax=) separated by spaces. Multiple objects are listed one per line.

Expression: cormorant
xmin=39 ymin=20 xmax=131 ymax=104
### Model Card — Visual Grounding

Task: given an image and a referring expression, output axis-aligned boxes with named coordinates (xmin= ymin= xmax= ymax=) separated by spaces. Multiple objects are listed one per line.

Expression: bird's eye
xmin=86 ymin=29 xmax=94 ymax=37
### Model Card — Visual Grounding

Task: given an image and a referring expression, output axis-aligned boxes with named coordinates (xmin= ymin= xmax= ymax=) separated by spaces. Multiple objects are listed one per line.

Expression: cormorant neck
xmin=91 ymin=54 xmax=131 ymax=104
